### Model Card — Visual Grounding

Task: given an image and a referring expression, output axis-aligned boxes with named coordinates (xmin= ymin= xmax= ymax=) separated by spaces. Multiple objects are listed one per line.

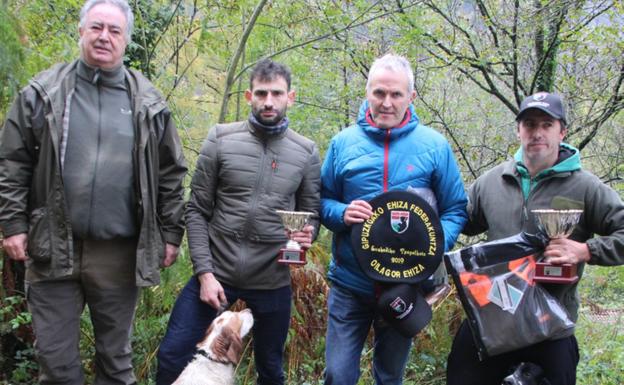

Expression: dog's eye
xmin=522 ymin=369 xmax=532 ymax=378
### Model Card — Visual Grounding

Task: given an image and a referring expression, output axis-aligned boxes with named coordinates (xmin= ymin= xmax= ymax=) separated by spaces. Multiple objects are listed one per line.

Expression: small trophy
xmin=275 ymin=210 xmax=314 ymax=265
xmin=532 ymin=209 xmax=583 ymax=284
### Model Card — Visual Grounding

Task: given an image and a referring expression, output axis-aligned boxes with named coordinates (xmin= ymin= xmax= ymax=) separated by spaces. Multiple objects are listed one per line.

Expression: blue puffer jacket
xmin=321 ymin=101 xmax=468 ymax=295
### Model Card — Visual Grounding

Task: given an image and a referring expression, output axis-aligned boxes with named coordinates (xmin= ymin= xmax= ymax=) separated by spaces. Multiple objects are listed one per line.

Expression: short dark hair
xmin=249 ymin=59 xmax=291 ymax=90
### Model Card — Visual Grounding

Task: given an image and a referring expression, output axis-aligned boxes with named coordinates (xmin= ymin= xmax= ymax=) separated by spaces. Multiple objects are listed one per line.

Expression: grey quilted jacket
xmin=186 ymin=120 xmax=321 ymax=289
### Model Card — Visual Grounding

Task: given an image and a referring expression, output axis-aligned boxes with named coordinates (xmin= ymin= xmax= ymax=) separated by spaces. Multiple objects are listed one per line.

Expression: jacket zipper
xmin=87 ymin=81 xmax=103 ymax=235
xmin=383 ymin=128 xmax=391 ymax=192
xmin=520 ymin=173 xmax=557 ymax=229
xmin=239 ymin=137 xmax=269 ymax=281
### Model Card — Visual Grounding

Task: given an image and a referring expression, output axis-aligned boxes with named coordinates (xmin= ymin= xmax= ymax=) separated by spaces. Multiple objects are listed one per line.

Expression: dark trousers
xmin=446 ymin=320 xmax=580 ymax=385
xmin=156 ymin=276 xmax=292 ymax=385
xmin=27 ymin=238 xmax=139 ymax=385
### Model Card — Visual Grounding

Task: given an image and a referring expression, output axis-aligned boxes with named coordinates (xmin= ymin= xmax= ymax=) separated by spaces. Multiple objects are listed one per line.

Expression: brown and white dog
xmin=173 ymin=309 xmax=254 ymax=385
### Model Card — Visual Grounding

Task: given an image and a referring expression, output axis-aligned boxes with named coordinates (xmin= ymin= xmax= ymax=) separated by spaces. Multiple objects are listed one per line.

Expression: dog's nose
xmin=502 ymin=379 xmax=515 ymax=385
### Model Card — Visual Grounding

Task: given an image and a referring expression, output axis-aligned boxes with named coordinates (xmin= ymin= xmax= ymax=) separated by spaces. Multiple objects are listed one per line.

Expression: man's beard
xmin=252 ymin=107 xmax=285 ymax=126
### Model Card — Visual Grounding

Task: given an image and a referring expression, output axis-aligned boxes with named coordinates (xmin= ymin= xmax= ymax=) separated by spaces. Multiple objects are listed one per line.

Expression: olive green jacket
xmin=0 ymin=60 xmax=187 ymax=286
xmin=465 ymin=144 xmax=624 ymax=326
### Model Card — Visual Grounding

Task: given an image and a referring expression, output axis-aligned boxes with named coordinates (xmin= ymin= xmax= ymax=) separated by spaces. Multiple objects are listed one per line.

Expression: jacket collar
xmin=246 ymin=119 xmax=288 ymax=141
xmin=356 ymin=100 xmax=420 ymax=141
xmin=76 ymin=59 xmax=126 ymax=88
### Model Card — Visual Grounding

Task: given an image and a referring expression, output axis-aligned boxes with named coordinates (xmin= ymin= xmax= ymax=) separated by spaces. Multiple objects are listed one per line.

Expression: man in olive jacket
xmin=0 ymin=1 xmax=186 ymax=383
xmin=156 ymin=59 xmax=320 ymax=385
xmin=446 ymin=92 xmax=624 ymax=385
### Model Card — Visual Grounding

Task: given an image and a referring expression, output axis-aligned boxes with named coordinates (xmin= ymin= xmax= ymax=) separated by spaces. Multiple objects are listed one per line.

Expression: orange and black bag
xmin=445 ymin=232 xmax=574 ymax=359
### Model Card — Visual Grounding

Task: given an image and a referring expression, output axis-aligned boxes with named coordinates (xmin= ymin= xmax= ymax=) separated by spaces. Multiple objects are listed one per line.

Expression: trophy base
xmin=277 ymin=248 xmax=306 ymax=265
xmin=533 ymin=262 xmax=579 ymax=284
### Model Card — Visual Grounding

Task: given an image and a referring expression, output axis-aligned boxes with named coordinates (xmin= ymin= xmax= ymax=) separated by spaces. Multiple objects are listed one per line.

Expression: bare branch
xmin=576 ymin=61 xmax=624 ymax=150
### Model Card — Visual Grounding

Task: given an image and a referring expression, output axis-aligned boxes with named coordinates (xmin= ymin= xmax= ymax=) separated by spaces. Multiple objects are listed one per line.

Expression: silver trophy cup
xmin=532 ymin=209 xmax=583 ymax=284
xmin=275 ymin=210 xmax=314 ymax=265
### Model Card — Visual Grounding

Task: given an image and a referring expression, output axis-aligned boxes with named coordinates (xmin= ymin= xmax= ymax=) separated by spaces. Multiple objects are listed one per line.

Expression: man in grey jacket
xmin=156 ymin=59 xmax=321 ymax=385
xmin=446 ymin=92 xmax=624 ymax=385
xmin=0 ymin=1 xmax=186 ymax=383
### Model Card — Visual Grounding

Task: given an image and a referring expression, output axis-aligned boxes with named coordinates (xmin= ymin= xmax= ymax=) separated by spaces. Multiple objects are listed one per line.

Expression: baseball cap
xmin=377 ymin=283 xmax=432 ymax=338
xmin=516 ymin=92 xmax=567 ymax=125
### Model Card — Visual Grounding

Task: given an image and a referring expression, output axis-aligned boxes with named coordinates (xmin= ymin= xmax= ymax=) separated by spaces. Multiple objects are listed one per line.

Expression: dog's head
xmin=502 ymin=362 xmax=550 ymax=385
xmin=197 ymin=308 xmax=254 ymax=365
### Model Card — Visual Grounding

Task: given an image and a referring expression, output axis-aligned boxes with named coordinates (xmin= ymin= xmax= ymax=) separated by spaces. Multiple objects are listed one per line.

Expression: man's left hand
xmin=543 ymin=238 xmax=590 ymax=265
xmin=289 ymin=224 xmax=314 ymax=249
xmin=161 ymin=243 xmax=179 ymax=267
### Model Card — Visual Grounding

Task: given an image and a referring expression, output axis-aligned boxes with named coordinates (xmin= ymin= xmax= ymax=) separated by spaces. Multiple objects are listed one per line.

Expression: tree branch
xmin=218 ymin=0 xmax=268 ymax=122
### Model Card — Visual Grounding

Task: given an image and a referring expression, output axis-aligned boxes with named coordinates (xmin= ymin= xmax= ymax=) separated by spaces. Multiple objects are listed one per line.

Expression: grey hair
xmin=366 ymin=54 xmax=415 ymax=94
xmin=79 ymin=0 xmax=134 ymax=42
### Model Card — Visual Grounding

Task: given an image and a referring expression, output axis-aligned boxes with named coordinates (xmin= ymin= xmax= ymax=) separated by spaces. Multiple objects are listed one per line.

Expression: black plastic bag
xmin=445 ymin=232 xmax=575 ymax=359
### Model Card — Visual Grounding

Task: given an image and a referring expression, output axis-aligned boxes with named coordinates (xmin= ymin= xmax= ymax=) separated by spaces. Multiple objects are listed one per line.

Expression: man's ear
xmin=559 ymin=125 xmax=568 ymax=141
xmin=245 ymin=89 xmax=252 ymax=104
xmin=287 ymin=89 xmax=296 ymax=107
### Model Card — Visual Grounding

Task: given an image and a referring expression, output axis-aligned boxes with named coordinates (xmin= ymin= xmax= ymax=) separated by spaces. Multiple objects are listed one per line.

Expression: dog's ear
xmin=211 ymin=325 xmax=244 ymax=364
xmin=224 ymin=327 xmax=243 ymax=364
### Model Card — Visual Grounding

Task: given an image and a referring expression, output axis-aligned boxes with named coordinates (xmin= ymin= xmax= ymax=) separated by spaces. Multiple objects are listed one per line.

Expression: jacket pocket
xmin=27 ymin=207 xmax=52 ymax=263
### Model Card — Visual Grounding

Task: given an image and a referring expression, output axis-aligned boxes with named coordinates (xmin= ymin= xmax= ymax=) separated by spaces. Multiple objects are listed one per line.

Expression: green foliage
xmin=580 ymin=265 xmax=624 ymax=306
xmin=126 ymin=0 xmax=180 ymax=79
xmin=15 ymin=0 xmax=79 ymax=76
xmin=575 ymin=266 xmax=624 ymax=384
xmin=0 ymin=6 xmax=26 ymax=115
xmin=576 ymin=315 xmax=624 ymax=385
xmin=0 ymin=296 xmax=37 ymax=383
xmin=0 ymin=296 xmax=30 ymax=331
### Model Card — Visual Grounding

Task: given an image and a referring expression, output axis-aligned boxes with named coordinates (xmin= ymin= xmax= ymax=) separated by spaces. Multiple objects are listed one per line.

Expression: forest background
xmin=1 ymin=0 xmax=623 ymax=384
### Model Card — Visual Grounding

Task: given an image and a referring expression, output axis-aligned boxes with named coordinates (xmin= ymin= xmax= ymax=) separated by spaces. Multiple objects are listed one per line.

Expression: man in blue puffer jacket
xmin=321 ymin=54 xmax=468 ymax=384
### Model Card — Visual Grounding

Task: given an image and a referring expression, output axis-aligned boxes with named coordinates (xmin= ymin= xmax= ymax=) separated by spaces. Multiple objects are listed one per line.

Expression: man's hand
xmin=198 ymin=272 xmax=227 ymax=310
xmin=2 ymin=233 xmax=29 ymax=261
xmin=161 ymin=243 xmax=179 ymax=267
xmin=343 ymin=200 xmax=373 ymax=225
xmin=289 ymin=224 xmax=315 ymax=249
xmin=543 ymin=238 xmax=591 ymax=265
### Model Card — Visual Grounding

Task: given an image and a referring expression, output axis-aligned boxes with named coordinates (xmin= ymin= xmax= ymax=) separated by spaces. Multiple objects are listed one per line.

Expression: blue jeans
xmin=324 ymin=284 xmax=413 ymax=385
xmin=156 ymin=276 xmax=292 ymax=385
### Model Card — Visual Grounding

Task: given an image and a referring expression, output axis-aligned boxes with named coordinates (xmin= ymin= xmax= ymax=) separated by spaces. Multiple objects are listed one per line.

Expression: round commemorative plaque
xmin=351 ymin=190 xmax=444 ymax=284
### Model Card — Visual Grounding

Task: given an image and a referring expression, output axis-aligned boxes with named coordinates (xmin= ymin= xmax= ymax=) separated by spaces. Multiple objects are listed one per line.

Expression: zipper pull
xmin=523 ymin=205 xmax=529 ymax=223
